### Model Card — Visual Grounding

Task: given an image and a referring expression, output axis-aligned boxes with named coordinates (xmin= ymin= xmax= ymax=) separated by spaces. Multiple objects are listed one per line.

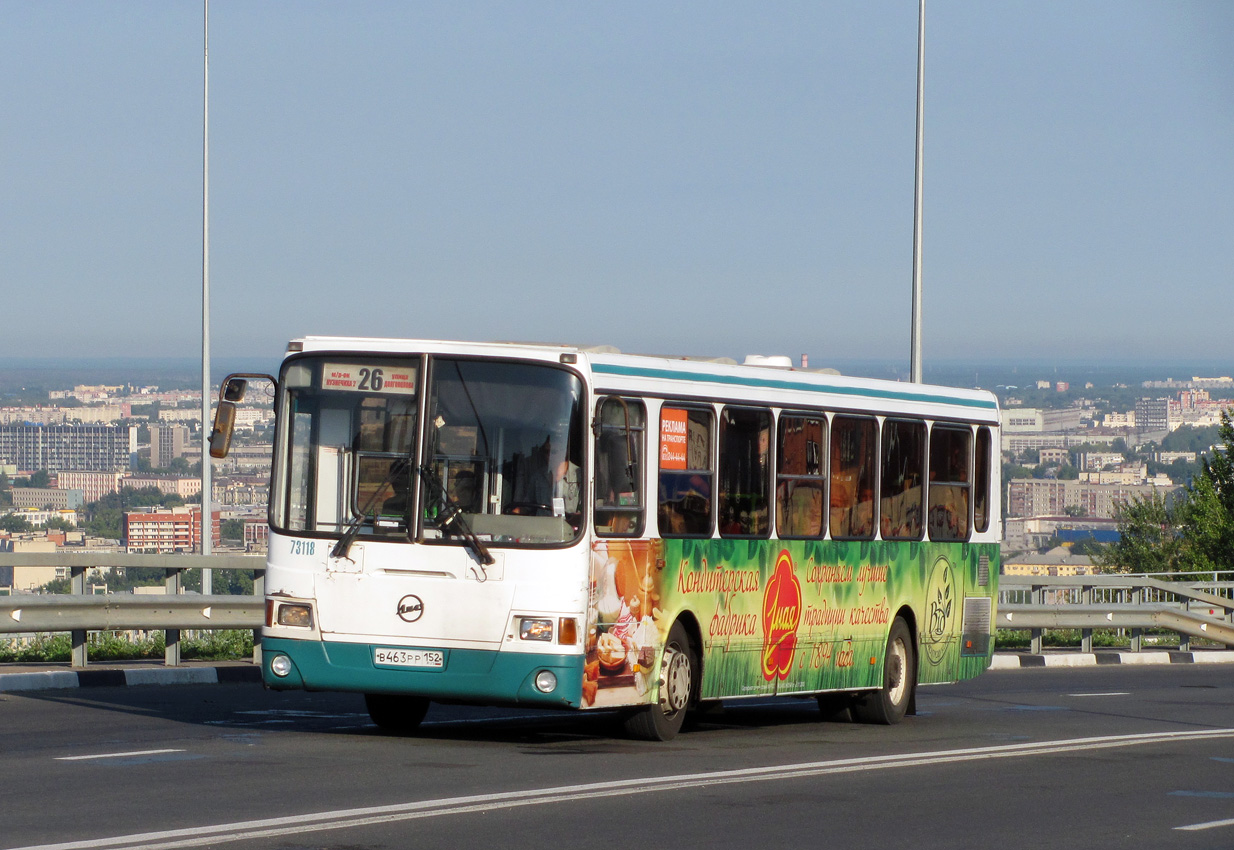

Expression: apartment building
xmin=11 ymin=487 xmax=85 ymax=510
xmin=1006 ymin=478 xmax=1174 ymax=519
xmin=149 ymin=424 xmax=188 ymax=469
xmin=55 ymin=471 xmax=125 ymax=503
xmin=0 ymin=424 xmax=136 ymax=472
xmin=122 ymin=506 xmax=220 ymax=554
xmin=123 ymin=474 xmax=202 ymax=499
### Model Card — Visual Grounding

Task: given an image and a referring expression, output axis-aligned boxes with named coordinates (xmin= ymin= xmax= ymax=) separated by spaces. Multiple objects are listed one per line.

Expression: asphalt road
xmin=3 ymin=665 xmax=1234 ymax=850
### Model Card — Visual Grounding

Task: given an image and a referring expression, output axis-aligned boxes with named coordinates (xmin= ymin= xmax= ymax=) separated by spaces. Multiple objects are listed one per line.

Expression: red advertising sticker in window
xmin=660 ymin=408 xmax=689 ymax=470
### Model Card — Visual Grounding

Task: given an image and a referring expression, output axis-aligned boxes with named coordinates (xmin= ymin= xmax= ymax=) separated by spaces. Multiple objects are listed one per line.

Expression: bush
xmin=0 ymin=630 xmax=254 ymax=663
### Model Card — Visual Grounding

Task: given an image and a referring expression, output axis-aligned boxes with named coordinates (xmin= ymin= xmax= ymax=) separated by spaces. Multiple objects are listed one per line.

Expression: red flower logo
xmin=762 ymin=551 xmax=802 ymax=681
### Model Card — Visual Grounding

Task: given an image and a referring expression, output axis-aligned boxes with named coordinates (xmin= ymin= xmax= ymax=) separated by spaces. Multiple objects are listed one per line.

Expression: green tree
xmin=1096 ymin=490 xmax=1179 ymax=573
xmin=0 ymin=514 xmax=34 ymax=533
xmin=41 ymin=516 xmax=75 ymax=532
xmin=221 ymin=518 xmax=245 ymax=541
xmin=1100 ymin=412 xmax=1234 ymax=575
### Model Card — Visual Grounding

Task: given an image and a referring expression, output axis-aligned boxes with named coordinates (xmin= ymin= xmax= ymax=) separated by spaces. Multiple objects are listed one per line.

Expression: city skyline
xmin=3 ymin=2 xmax=1232 ymax=368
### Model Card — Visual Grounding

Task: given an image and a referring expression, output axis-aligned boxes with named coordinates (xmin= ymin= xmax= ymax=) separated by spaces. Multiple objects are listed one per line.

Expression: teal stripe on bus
xmin=590 ymin=363 xmax=999 ymax=411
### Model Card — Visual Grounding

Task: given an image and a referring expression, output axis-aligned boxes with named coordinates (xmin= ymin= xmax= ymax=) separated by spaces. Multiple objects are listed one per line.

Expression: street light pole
xmin=200 ymin=0 xmax=213 ymax=591
xmin=910 ymin=0 xmax=925 ymax=384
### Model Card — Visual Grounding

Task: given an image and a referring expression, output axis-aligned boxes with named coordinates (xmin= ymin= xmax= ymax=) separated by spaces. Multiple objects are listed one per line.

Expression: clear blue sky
xmin=2 ymin=2 xmax=1231 ymax=370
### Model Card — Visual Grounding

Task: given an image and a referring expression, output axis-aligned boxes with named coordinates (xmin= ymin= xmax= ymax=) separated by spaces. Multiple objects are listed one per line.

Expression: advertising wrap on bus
xmin=584 ymin=538 xmax=996 ymax=709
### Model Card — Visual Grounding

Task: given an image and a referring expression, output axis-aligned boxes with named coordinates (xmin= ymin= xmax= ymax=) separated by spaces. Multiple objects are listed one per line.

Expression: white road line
xmin=54 ymin=750 xmax=185 ymax=762
xmin=1175 ymin=817 xmax=1234 ymax=832
xmin=1067 ymin=692 xmax=1131 ymax=697
xmin=14 ymin=728 xmax=1234 ymax=850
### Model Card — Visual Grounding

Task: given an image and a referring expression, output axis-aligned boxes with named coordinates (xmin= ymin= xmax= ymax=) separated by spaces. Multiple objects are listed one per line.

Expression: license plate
xmin=373 ymin=647 xmax=445 ymax=669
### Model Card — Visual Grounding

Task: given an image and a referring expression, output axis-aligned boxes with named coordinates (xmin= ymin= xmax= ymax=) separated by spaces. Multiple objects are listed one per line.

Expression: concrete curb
xmin=989 ymin=650 xmax=1234 ymax=670
xmin=0 ymin=664 xmax=262 ymax=693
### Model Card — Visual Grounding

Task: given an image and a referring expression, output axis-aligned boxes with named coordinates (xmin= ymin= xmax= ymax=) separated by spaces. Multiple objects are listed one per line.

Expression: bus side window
xmin=928 ymin=425 xmax=972 ymax=541
xmin=880 ymin=418 xmax=926 ymax=540
xmin=658 ymin=406 xmax=714 ymax=537
xmin=830 ymin=416 xmax=877 ymax=540
xmin=776 ymin=414 xmax=826 ymax=538
xmin=594 ymin=397 xmax=646 ymax=536
xmin=719 ymin=407 xmax=772 ymax=538
xmin=973 ymin=426 xmax=992 ymax=533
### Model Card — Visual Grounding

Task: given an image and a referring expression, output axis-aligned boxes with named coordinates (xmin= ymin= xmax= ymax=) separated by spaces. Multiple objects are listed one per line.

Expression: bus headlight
xmin=534 ymin=670 xmax=558 ymax=693
xmin=270 ymin=654 xmax=293 ymax=678
xmin=520 ymin=618 xmax=553 ymax=641
xmin=277 ymin=604 xmax=313 ymax=628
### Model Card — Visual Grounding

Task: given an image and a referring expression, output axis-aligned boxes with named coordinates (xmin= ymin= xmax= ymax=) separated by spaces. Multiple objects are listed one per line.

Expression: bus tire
xmin=623 ymin=622 xmax=696 ymax=741
xmin=851 ymin=617 xmax=915 ymax=726
xmin=365 ymin=693 xmax=430 ymax=733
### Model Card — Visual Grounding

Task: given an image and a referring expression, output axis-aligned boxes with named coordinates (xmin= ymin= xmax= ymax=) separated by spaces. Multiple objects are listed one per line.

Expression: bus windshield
xmin=272 ymin=354 xmax=585 ymax=547
xmin=423 ymin=358 xmax=584 ymax=545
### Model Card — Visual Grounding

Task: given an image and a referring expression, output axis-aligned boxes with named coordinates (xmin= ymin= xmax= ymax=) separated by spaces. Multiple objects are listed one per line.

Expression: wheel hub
xmin=659 ymin=645 xmax=692 ymax=714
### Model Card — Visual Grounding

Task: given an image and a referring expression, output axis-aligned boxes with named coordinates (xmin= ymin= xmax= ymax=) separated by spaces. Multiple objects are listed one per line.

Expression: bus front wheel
xmin=365 ymin=693 xmax=430 ymax=733
xmin=851 ymin=617 xmax=915 ymax=725
xmin=623 ymin=622 xmax=696 ymax=741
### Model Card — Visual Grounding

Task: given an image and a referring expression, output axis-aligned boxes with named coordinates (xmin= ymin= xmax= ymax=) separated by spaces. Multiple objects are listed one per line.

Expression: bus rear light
xmin=557 ymin=618 xmax=578 ymax=646
xmin=277 ymin=604 xmax=313 ymax=628
xmin=520 ymin=618 xmax=553 ymax=641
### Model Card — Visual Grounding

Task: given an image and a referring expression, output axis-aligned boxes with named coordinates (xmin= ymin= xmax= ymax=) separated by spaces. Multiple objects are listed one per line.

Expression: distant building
xmin=123 ymin=474 xmax=202 ymax=499
xmin=1135 ymin=398 xmax=1173 ymax=433
xmin=123 ymin=506 xmax=220 ymax=554
xmin=1007 ymin=478 xmax=1175 ymax=519
xmin=149 ymin=424 xmax=188 ymax=469
xmin=243 ymin=520 xmax=269 ymax=554
xmin=11 ymin=487 xmax=84 ymax=510
xmin=1004 ymin=515 xmax=1119 ymax=551
xmin=1038 ymin=447 xmax=1070 ymax=465
xmin=0 ymin=424 xmax=136 ymax=473
xmin=1079 ymin=452 xmax=1127 ymax=472
xmin=0 ymin=508 xmax=78 ymax=527
xmin=1003 ymin=547 xmax=1096 ymax=577
xmin=56 ymin=470 xmax=125 ymax=503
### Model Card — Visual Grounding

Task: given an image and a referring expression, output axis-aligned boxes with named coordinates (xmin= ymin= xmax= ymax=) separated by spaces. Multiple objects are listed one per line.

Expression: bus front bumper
xmin=261 ymin=637 xmax=584 ymax=709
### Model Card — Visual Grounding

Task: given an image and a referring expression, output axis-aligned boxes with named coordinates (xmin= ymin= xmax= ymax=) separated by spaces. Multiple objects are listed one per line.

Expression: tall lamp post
xmin=909 ymin=0 xmax=925 ymax=384
xmin=200 ymin=0 xmax=213 ymax=591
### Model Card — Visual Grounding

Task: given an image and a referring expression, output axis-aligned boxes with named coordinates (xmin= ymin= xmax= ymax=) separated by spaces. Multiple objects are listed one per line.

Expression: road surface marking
xmin=14 ymin=728 xmax=1234 ymax=850
xmin=54 ymin=749 xmax=185 ymax=762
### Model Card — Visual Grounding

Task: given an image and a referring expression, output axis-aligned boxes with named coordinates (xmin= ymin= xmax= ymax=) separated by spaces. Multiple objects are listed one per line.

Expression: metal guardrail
xmin=4 ymin=552 xmax=1233 ymax=669
xmin=0 ymin=552 xmax=263 ymax=667
xmin=999 ymin=574 xmax=1234 ymax=653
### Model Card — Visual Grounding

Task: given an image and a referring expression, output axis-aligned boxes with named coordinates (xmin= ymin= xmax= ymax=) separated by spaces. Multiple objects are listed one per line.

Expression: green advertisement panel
xmin=583 ymin=538 xmax=998 ymax=709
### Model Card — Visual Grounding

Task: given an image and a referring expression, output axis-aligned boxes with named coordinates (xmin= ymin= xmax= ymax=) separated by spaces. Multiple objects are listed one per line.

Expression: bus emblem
xmin=761 ymin=551 xmax=802 ymax=681
xmin=397 ymin=595 xmax=425 ymax=623
xmin=923 ymin=557 xmax=955 ymax=665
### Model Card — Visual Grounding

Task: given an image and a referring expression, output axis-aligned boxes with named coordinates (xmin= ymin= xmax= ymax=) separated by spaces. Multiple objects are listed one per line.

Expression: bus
xmin=210 ymin=337 xmax=1000 ymax=741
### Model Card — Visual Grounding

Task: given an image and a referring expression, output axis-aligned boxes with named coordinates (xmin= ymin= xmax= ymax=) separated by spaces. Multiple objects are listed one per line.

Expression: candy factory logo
xmin=761 ymin=551 xmax=802 ymax=681
xmin=396 ymin=594 xmax=425 ymax=623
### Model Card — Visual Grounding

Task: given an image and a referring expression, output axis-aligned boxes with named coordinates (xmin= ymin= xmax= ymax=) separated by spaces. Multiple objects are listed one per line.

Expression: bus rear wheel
xmin=623 ymin=622 xmax=696 ymax=741
xmin=852 ymin=617 xmax=915 ymax=725
xmin=365 ymin=693 xmax=430 ymax=733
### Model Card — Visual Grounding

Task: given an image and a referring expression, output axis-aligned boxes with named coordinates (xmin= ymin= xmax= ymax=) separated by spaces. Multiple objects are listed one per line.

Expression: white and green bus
xmin=211 ymin=337 xmax=1000 ymax=740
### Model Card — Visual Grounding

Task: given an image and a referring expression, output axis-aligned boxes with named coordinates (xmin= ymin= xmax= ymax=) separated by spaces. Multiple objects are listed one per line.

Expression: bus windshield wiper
xmin=331 ymin=456 xmax=412 ymax=561
xmin=417 ymin=464 xmax=495 ymax=569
